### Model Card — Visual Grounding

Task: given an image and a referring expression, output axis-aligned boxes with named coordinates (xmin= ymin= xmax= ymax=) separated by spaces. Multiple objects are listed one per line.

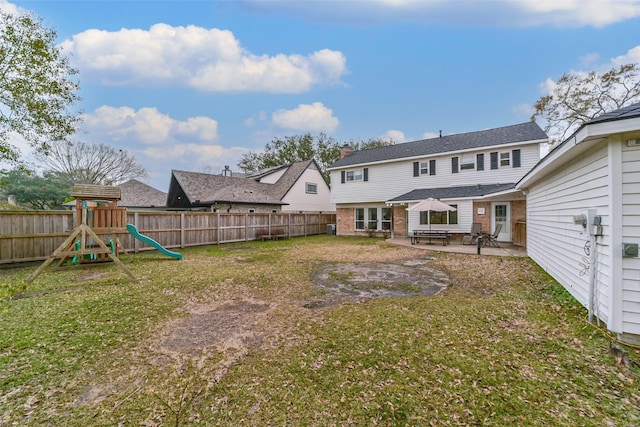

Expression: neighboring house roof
xmin=518 ymin=101 xmax=640 ymax=188
xmin=118 ymin=179 xmax=167 ymax=207
xmin=329 ymin=121 xmax=547 ymax=169
xmin=388 ymin=183 xmax=517 ymax=203
xmin=168 ymin=160 xmax=320 ymax=207
xmin=170 ymin=170 xmax=285 ymax=205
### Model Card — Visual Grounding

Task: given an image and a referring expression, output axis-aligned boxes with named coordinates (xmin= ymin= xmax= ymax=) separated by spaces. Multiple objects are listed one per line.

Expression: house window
xmin=342 ymin=167 xmax=368 ymax=183
xmin=271 ymin=209 xmax=278 ymax=214
xmin=367 ymin=208 xmax=378 ymax=230
xmin=420 ymin=162 xmax=429 ymax=174
xmin=413 ymin=160 xmax=435 ymax=177
xmin=491 ymin=151 xmax=514 ymax=169
xmin=347 ymin=170 xmax=362 ymax=181
xmin=248 ymin=208 xmax=256 ymax=213
xmin=306 ymin=182 xmax=318 ymax=194
xmin=355 ymin=208 xmax=365 ymax=230
xmin=381 ymin=207 xmax=392 ymax=231
xmin=355 ymin=207 xmax=391 ymax=231
xmin=500 ymin=152 xmax=510 ymax=167
xmin=418 ymin=204 xmax=458 ymax=225
xmin=460 ymin=156 xmax=475 ymax=170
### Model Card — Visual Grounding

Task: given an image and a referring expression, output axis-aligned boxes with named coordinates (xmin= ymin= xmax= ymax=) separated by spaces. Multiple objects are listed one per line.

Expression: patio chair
xmin=484 ymin=224 xmax=502 ymax=248
xmin=461 ymin=222 xmax=482 ymax=245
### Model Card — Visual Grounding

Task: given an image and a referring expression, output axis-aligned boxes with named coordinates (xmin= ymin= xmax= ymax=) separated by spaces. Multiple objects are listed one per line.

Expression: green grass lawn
xmin=1 ymin=235 xmax=638 ymax=426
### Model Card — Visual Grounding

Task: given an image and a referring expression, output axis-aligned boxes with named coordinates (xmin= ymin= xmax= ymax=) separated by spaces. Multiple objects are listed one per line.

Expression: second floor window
xmin=413 ymin=160 xmax=436 ymax=176
xmin=347 ymin=170 xmax=362 ymax=181
xmin=460 ymin=156 xmax=475 ymax=170
xmin=341 ymin=168 xmax=369 ymax=183
xmin=500 ymin=152 xmax=510 ymax=167
xmin=306 ymin=182 xmax=318 ymax=194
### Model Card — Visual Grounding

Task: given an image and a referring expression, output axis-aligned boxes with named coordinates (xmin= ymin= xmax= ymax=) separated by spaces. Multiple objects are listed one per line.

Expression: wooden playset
xmin=26 ymin=184 xmax=137 ymax=284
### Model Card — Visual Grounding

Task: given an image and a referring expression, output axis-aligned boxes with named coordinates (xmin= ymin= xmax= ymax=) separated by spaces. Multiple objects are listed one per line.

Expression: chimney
xmin=339 ymin=144 xmax=353 ymax=159
xmin=439 ymin=130 xmax=442 ymax=138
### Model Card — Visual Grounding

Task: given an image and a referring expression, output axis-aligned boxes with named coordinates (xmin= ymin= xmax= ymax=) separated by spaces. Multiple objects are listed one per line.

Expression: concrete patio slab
xmin=387 ymin=237 xmax=528 ymax=257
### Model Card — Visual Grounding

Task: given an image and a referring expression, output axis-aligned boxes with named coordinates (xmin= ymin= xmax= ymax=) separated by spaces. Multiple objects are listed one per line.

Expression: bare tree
xmin=532 ymin=63 xmax=640 ymax=143
xmin=37 ymin=140 xmax=147 ymax=185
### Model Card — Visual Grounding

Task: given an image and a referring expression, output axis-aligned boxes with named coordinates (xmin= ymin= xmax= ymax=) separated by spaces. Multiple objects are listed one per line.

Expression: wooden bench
xmin=256 ymin=229 xmax=287 ymax=241
xmin=410 ymin=230 xmax=450 ymax=246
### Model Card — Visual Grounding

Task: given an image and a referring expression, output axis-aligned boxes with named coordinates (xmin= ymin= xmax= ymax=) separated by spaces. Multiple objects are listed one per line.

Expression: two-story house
xmin=166 ymin=159 xmax=334 ymax=213
xmin=327 ymin=122 xmax=548 ymax=242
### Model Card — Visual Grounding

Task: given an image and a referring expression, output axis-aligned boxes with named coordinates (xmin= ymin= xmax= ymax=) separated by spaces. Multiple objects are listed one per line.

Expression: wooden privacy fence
xmin=0 ymin=211 xmax=336 ymax=265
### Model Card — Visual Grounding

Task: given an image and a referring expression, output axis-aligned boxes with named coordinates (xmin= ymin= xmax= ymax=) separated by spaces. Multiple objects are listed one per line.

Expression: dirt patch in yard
xmin=75 ymin=255 xmax=452 ymax=406
xmin=306 ymin=258 xmax=448 ymax=308
xmin=148 ymin=257 xmax=449 ymax=367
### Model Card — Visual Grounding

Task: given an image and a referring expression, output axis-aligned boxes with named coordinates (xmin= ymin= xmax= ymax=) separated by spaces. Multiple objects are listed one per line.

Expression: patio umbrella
xmin=406 ymin=198 xmax=457 ymax=230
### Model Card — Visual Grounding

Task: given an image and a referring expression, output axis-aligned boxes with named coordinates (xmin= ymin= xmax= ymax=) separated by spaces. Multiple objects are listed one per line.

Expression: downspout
xmin=587 ymin=209 xmax=601 ymax=323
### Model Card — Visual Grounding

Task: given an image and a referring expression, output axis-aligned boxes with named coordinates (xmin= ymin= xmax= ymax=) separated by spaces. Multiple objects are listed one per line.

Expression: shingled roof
xmin=167 ymin=160 xmax=318 ymax=207
xmin=387 ymin=183 xmax=517 ymax=202
xmin=118 ymin=179 xmax=167 ymax=207
xmin=586 ymin=101 xmax=640 ymax=125
xmin=329 ymin=121 xmax=547 ymax=169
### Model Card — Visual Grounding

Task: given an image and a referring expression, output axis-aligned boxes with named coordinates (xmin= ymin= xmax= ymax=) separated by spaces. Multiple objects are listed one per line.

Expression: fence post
xmin=216 ymin=211 xmax=220 ymax=245
xmin=133 ymin=212 xmax=140 ymax=253
xmin=180 ymin=212 xmax=185 ymax=248
xmin=245 ymin=213 xmax=248 ymax=242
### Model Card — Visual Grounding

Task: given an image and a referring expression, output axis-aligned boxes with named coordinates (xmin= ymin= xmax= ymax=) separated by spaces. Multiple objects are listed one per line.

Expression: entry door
xmin=491 ymin=202 xmax=511 ymax=242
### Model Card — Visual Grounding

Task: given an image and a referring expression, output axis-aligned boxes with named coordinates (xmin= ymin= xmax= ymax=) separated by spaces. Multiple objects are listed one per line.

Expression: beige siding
xmin=281 ymin=168 xmax=334 ymax=212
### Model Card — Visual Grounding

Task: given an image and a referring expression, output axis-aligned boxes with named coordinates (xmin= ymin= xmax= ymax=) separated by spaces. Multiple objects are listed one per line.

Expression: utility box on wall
xmin=623 ymin=243 xmax=639 ymax=258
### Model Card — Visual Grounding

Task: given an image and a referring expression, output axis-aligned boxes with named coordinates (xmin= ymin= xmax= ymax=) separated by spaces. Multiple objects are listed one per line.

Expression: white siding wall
xmin=281 ymin=168 xmax=334 ymax=212
xmin=526 ymin=144 xmax=612 ymax=323
xmin=622 ymin=142 xmax=640 ymax=335
xmin=331 ymin=143 xmax=540 ymax=204
xmin=258 ymin=168 xmax=287 ymax=184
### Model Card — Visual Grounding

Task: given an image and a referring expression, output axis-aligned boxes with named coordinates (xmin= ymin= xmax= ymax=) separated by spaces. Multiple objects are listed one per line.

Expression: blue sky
xmin=4 ymin=0 xmax=640 ymax=191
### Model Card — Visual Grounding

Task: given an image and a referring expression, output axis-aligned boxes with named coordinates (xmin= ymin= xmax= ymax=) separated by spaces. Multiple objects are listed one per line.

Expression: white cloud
xmin=612 ymin=46 xmax=640 ymax=65
xmin=422 ymin=131 xmax=440 ymax=139
xmin=271 ymin=102 xmax=339 ymax=132
xmin=512 ymin=103 xmax=535 ymax=118
xmin=60 ymin=24 xmax=346 ymax=93
xmin=0 ymin=1 xmax=19 ymax=14
xmin=538 ymin=77 xmax=557 ymax=96
xmin=82 ymin=106 xmax=218 ymax=145
xmin=381 ymin=130 xmax=405 ymax=143
xmin=239 ymin=0 xmax=640 ymax=28
xmin=77 ymin=105 xmax=245 ymax=190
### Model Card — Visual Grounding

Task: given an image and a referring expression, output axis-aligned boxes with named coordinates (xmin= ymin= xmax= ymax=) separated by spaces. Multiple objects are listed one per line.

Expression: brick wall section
xmin=472 ymin=200 xmax=526 ymax=241
xmin=336 ymin=207 xmax=354 ymax=235
xmin=393 ymin=205 xmax=407 ymax=237
xmin=511 ymin=200 xmax=526 ymax=224
xmin=472 ymin=201 xmax=492 ymax=233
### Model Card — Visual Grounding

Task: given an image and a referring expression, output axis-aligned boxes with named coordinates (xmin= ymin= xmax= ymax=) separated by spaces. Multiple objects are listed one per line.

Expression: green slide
xmin=126 ymin=224 xmax=183 ymax=260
